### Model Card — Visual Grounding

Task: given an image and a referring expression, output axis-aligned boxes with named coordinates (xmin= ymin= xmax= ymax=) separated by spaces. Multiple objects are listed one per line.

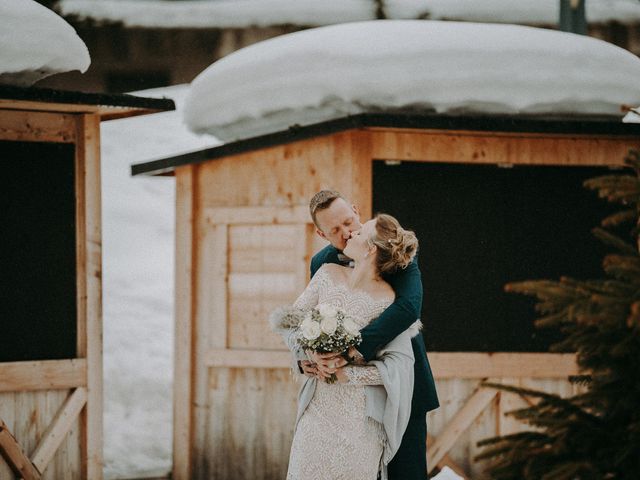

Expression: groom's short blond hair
xmin=309 ymin=190 xmax=344 ymax=228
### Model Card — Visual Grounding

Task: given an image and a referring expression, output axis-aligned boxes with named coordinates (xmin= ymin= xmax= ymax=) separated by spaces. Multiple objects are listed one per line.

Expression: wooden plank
xmin=31 ymin=388 xmax=87 ymax=474
xmin=75 ymin=113 xmax=103 ymax=480
xmin=429 ymin=352 xmax=579 ymax=378
xmin=205 ymin=350 xmax=292 ymax=368
xmin=192 ymin=189 xmax=226 ymax=478
xmin=206 ymin=205 xmax=310 ymax=225
xmin=173 ymin=166 xmax=195 ymax=480
xmin=0 ymin=99 xmax=101 ymax=115
xmin=427 ymin=383 xmax=499 ymax=473
xmin=204 ymin=368 xmax=298 ymax=480
xmin=203 ymin=350 xmax=579 ymax=377
xmin=497 ymin=379 xmax=532 ymax=436
xmin=0 ymin=418 xmax=41 ymax=479
xmin=0 ymin=109 xmax=76 ymax=143
xmin=0 ymin=360 xmax=87 ymax=392
xmin=368 ymin=128 xmax=634 ymax=167
xmin=0 ymin=393 xmax=16 ymax=479
xmin=347 ymin=130 xmax=373 ymax=220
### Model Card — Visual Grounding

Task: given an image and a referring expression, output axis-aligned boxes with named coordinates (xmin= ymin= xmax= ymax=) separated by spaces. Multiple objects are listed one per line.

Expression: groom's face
xmin=315 ymin=198 xmax=362 ymax=251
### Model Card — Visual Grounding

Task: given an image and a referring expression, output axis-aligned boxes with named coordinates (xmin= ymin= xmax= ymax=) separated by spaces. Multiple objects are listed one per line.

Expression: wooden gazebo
xmin=133 ymin=112 xmax=640 ymax=479
xmin=0 ymin=85 xmax=174 ymax=480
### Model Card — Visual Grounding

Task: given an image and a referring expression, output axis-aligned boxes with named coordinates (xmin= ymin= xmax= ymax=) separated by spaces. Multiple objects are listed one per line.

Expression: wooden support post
xmin=0 ymin=419 xmax=41 ymax=480
xmin=173 ymin=166 xmax=195 ymax=480
xmin=31 ymin=388 xmax=88 ymax=474
xmin=76 ymin=113 xmax=103 ymax=480
xmin=427 ymin=383 xmax=499 ymax=473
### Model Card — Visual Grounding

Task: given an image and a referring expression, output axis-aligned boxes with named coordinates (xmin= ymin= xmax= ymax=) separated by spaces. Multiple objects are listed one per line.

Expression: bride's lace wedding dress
xmin=286 ymin=266 xmax=393 ymax=480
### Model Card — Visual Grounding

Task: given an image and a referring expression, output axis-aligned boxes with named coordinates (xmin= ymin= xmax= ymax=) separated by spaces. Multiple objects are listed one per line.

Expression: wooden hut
xmin=132 ymin=112 xmax=640 ymax=479
xmin=0 ymin=85 xmax=174 ymax=480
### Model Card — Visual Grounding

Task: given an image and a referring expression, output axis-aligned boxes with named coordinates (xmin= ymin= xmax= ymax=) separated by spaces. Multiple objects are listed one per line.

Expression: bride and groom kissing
xmin=273 ymin=190 xmax=439 ymax=480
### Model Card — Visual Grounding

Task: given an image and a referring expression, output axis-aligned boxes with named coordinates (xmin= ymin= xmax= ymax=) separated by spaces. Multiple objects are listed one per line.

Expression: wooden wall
xmin=174 ymin=127 xmax=638 ymax=480
xmin=0 ymin=108 xmax=103 ymax=480
xmin=0 ymin=390 xmax=82 ymax=480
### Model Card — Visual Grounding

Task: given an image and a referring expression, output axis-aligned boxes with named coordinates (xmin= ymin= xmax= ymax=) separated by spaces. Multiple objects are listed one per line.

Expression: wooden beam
xmin=0 ymin=359 xmax=87 ymax=392
xmin=427 ymin=433 xmax=468 ymax=479
xmin=427 ymin=383 xmax=499 ymax=473
xmin=429 ymin=352 xmax=579 ymax=378
xmin=204 ymin=350 xmax=579 ymax=378
xmin=31 ymin=388 xmax=88 ymax=475
xmin=75 ymin=113 xmax=104 ymax=480
xmin=0 ymin=109 xmax=76 ymax=143
xmin=0 ymin=419 xmax=41 ymax=480
xmin=368 ymin=128 xmax=634 ymax=167
xmin=173 ymin=166 xmax=195 ymax=480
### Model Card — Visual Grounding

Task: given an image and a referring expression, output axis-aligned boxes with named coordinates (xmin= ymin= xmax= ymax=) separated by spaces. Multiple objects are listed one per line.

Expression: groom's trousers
xmin=387 ymin=414 xmax=428 ymax=480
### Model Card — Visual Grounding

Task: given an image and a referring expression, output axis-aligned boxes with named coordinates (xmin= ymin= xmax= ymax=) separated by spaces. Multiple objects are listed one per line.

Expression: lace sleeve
xmin=344 ymin=365 xmax=382 ymax=385
xmin=293 ymin=267 xmax=327 ymax=310
xmin=280 ymin=268 xmax=328 ymax=362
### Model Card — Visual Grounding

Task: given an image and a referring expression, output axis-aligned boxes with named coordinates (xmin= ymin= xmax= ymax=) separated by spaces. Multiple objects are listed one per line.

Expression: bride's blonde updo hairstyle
xmin=368 ymin=214 xmax=418 ymax=274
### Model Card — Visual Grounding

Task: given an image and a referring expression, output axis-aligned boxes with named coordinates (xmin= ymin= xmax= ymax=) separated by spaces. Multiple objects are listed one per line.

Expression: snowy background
xmin=100 ymin=84 xmax=219 ymax=478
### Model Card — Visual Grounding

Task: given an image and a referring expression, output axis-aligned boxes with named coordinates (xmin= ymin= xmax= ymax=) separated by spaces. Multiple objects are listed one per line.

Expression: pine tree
xmin=475 ymin=151 xmax=640 ymax=480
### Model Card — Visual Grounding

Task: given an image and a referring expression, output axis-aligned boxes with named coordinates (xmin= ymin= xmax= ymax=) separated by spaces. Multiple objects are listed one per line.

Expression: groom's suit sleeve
xmin=357 ymin=257 xmax=423 ymax=363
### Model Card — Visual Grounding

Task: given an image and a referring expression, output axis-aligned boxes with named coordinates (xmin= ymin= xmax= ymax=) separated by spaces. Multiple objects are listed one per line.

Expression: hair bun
xmin=390 ymin=228 xmax=418 ymax=270
xmin=371 ymin=214 xmax=419 ymax=274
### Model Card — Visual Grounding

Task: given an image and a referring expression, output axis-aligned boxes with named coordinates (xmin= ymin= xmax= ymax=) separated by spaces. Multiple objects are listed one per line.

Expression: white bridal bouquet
xmin=270 ymin=303 xmax=362 ymax=383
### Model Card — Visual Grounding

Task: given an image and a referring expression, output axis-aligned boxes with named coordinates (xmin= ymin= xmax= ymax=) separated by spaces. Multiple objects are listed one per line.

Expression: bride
xmin=277 ymin=213 xmax=420 ymax=480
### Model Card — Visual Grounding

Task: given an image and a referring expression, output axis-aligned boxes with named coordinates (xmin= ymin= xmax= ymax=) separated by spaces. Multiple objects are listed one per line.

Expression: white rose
xmin=300 ymin=318 xmax=321 ymax=340
xmin=317 ymin=303 xmax=338 ymax=319
xmin=342 ymin=318 xmax=360 ymax=336
xmin=320 ymin=316 xmax=338 ymax=335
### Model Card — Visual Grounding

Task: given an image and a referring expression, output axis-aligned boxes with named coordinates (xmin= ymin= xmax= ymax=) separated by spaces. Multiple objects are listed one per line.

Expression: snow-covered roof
xmin=0 ymin=0 xmax=90 ymax=86
xmin=59 ymin=0 xmax=640 ymax=29
xmin=183 ymin=20 xmax=640 ymax=142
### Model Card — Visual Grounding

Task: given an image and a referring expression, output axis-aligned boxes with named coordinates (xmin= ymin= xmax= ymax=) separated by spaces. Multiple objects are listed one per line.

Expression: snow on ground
xmin=59 ymin=0 xmax=640 ymax=29
xmin=0 ymin=0 xmax=89 ymax=85
xmin=184 ymin=20 xmax=640 ymax=141
xmin=101 ymin=84 xmax=219 ymax=479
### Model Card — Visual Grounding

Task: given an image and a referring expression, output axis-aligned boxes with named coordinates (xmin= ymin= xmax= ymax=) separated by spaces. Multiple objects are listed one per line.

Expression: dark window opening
xmin=1 ymin=141 xmax=77 ymax=361
xmin=373 ymin=161 xmax=618 ymax=352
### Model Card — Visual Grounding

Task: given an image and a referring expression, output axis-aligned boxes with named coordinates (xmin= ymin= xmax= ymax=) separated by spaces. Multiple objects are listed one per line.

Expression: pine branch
xmin=592 ymin=228 xmax=638 ymax=255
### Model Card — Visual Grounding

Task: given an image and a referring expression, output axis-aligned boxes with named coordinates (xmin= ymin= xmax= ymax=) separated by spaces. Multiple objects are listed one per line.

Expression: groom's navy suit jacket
xmin=311 ymin=245 xmax=439 ymax=416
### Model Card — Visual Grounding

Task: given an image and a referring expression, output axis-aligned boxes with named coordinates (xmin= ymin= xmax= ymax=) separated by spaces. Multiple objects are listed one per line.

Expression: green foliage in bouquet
xmin=476 ymin=151 xmax=640 ymax=480
xmin=269 ymin=303 xmax=362 ymax=384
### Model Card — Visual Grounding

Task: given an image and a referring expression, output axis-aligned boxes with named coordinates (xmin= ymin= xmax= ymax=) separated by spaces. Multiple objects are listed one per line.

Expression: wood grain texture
xmin=0 ymin=109 xmax=76 ymax=143
xmin=76 ymin=113 xmax=103 ymax=480
xmin=173 ymin=166 xmax=195 ymax=480
xmin=0 ymin=360 xmax=86 ymax=392
xmin=368 ymin=128 xmax=637 ymax=166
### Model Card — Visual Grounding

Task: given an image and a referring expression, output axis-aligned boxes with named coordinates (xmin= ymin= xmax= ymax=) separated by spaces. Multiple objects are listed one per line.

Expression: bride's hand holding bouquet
xmin=270 ymin=303 xmax=361 ymax=383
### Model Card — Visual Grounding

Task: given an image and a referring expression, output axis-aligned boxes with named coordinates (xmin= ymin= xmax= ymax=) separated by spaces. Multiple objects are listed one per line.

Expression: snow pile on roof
xmin=0 ymin=0 xmax=90 ymax=86
xmin=58 ymin=0 xmax=640 ymax=29
xmin=183 ymin=20 xmax=640 ymax=141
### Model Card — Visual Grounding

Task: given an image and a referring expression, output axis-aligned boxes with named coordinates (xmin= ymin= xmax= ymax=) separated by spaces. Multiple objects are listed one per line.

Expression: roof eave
xmin=131 ymin=112 xmax=640 ymax=177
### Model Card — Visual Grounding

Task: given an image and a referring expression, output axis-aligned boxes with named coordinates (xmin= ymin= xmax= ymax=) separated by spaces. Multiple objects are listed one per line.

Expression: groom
xmin=300 ymin=190 xmax=439 ymax=480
